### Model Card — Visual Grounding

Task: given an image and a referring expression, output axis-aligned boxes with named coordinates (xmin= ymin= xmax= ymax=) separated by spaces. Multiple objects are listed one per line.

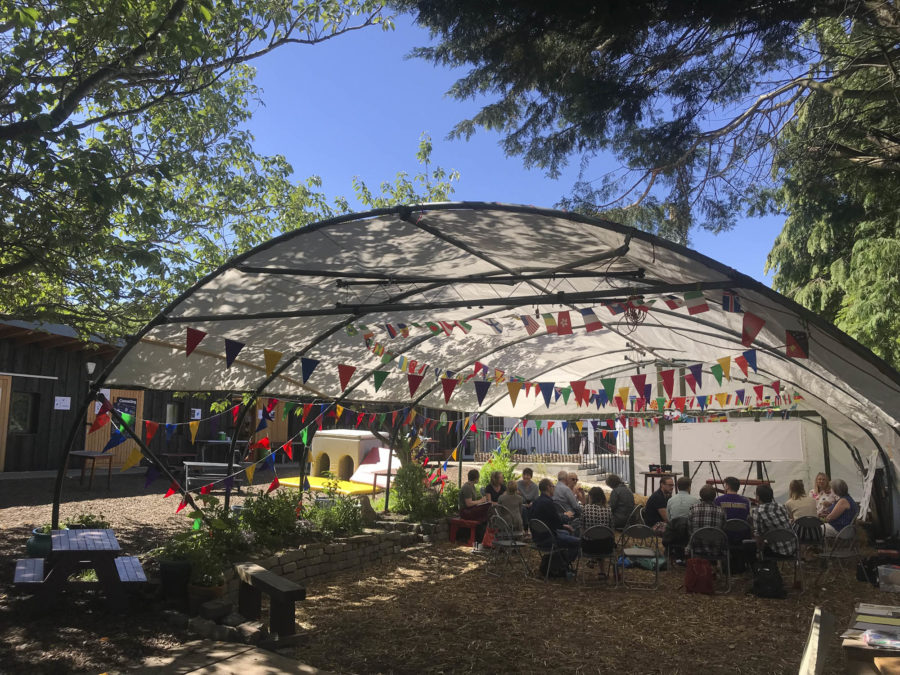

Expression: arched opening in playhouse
xmin=337 ymin=455 xmax=354 ymax=481
xmin=313 ymin=452 xmax=330 ymax=477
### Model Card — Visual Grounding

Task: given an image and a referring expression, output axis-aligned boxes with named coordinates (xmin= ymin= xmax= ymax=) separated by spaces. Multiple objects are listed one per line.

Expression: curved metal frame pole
xmin=51 ymin=386 xmax=100 ymax=528
xmin=225 ymin=397 xmax=257 ymax=511
xmin=382 ymin=418 xmax=405 ymax=513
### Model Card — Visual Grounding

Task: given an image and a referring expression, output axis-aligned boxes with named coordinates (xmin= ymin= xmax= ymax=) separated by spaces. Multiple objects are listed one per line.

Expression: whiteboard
xmin=672 ymin=420 xmax=803 ymax=462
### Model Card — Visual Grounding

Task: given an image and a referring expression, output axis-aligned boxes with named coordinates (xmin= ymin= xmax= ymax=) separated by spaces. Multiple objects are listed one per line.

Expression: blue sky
xmin=246 ymin=16 xmax=784 ymax=285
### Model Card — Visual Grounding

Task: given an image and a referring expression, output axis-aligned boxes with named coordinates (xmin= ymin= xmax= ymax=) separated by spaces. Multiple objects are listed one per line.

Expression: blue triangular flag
xmin=688 ymin=363 xmax=703 ymax=389
xmin=442 ymin=459 xmax=449 ymax=471
xmin=644 ymin=383 xmax=652 ymax=402
xmin=473 ymin=380 xmax=491 ymax=405
xmin=264 ymin=452 xmax=276 ymax=471
xmin=538 ymin=382 xmax=555 ymax=408
xmin=553 ymin=388 xmax=561 ymax=402
xmin=561 ymin=421 xmax=568 ymax=431
xmin=697 ymin=395 xmax=708 ymax=410
xmin=526 ymin=427 xmax=532 ymax=436
xmin=301 ymin=357 xmax=319 ymax=383
xmin=597 ymin=390 xmax=609 ymax=407
xmin=302 ymin=476 xmax=311 ymax=491
xmin=103 ymin=428 xmax=126 ymax=452
xmin=165 ymin=423 xmax=176 ymax=442
xmin=743 ymin=349 xmax=757 ymax=373
xmin=224 ymin=338 xmax=245 ymax=368
xmin=256 ymin=416 xmax=268 ymax=432
xmin=144 ymin=465 xmax=160 ymax=488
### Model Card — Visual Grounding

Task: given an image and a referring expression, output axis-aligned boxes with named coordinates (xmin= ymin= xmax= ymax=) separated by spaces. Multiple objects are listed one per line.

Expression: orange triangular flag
xmin=507 ymin=381 xmax=523 ymax=407
xmin=716 ymin=356 xmax=732 ymax=381
xmin=338 ymin=364 xmax=356 ymax=391
xmin=263 ymin=349 xmax=283 ymax=376
xmin=189 ymin=420 xmax=200 ymax=444
xmin=89 ymin=413 xmax=110 ymax=433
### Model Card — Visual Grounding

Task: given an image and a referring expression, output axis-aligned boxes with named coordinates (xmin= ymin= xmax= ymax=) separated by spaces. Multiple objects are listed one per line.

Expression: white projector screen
xmin=671 ymin=420 xmax=803 ymax=462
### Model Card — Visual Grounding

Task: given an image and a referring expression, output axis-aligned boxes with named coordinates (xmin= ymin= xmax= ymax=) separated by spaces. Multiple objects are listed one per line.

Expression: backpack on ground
xmin=751 ymin=563 xmax=787 ymax=599
xmin=539 ymin=553 xmax=569 ymax=578
xmin=684 ymin=558 xmax=715 ymax=594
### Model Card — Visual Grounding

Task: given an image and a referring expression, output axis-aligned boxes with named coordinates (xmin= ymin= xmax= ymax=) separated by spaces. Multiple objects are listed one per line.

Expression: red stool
xmin=448 ymin=518 xmax=479 ymax=546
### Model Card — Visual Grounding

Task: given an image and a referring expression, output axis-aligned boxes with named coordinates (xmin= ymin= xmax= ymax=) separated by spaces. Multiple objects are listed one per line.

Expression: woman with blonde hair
xmin=810 ymin=472 xmax=837 ymax=518
xmin=785 ymin=479 xmax=817 ymax=521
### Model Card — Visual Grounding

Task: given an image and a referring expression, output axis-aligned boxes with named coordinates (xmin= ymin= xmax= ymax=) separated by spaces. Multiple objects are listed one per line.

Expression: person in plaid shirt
xmin=688 ymin=485 xmax=727 ymax=557
xmin=751 ymin=484 xmax=796 ymax=557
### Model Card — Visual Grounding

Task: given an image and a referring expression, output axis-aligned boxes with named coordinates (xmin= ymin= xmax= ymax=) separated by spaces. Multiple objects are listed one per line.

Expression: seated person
xmin=553 ymin=470 xmax=582 ymax=518
xmin=517 ymin=467 xmax=540 ymax=507
xmin=784 ymin=479 xmax=818 ymax=521
xmin=752 ymin=483 xmax=796 ymax=558
xmin=459 ymin=469 xmax=492 ymax=552
xmin=497 ymin=479 xmax=524 ymax=533
xmin=582 ymin=487 xmax=613 ymax=530
xmin=715 ymin=476 xmax=751 ymax=521
xmin=687 ymin=485 xmax=727 ymax=558
xmin=606 ymin=474 xmax=634 ymax=528
xmin=483 ymin=470 xmax=506 ymax=502
xmin=666 ymin=476 xmax=699 ymax=521
xmin=810 ymin=472 xmax=838 ymax=518
xmin=568 ymin=472 xmax=587 ymax=506
xmin=824 ymin=478 xmax=858 ymax=537
xmin=530 ymin=478 xmax=580 ymax=563
xmin=643 ymin=476 xmax=674 ymax=531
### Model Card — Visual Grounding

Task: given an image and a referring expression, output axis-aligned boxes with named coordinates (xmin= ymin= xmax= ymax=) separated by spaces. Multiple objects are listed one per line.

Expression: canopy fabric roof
xmin=104 ymin=203 xmax=900 ymax=466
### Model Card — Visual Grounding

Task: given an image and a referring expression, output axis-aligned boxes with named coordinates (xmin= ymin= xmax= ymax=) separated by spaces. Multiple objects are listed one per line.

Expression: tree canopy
xmin=396 ymin=0 xmax=899 ymax=241
xmin=0 ymin=0 xmax=392 ymax=337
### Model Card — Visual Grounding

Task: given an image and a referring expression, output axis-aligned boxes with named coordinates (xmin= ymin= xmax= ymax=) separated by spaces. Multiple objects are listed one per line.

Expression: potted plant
xmin=156 ymin=534 xmax=194 ymax=606
xmin=185 ymin=534 xmax=226 ymax=614
xmin=26 ymin=523 xmax=55 ymax=558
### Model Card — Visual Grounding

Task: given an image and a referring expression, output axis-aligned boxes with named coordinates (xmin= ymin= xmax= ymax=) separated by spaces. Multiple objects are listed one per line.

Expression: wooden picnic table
xmin=47 ymin=529 xmax=129 ymax=609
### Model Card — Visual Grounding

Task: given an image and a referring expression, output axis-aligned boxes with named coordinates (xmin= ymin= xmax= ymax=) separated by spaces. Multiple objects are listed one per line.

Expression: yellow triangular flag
xmin=335 ymin=404 xmax=344 ymax=419
xmin=189 ymin=420 xmax=200 ymax=444
xmin=515 ymin=426 xmax=523 ymax=437
xmin=245 ymin=464 xmax=256 ymax=485
xmin=618 ymin=387 xmax=631 ymax=406
xmin=463 ymin=416 xmax=470 ymax=430
xmin=450 ymin=449 xmax=457 ymax=461
xmin=263 ymin=348 xmax=283 ymax=377
xmin=121 ymin=448 xmax=143 ymax=472
xmin=715 ymin=392 xmax=728 ymax=408
xmin=507 ymin=381 xmax=522 ymax=407
xmin=716 ymin=356 xmax=732 ymax=381
xmin=575 ymin=421 xmax=583 ymax=432
xmin=411 ymin=437 xmax=422 ymax=451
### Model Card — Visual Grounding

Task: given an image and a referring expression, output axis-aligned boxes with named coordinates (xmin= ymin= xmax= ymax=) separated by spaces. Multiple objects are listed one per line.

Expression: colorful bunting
xmin=580 ymin=308 xmax=603 ymax=332
xmin=722 ymin=291 xmax=742 ymax=313
xmin=556 ymin=311 xmax=573 ymax=335
xmin=441 ymin=377 xmax=459 ymax=403
xmin=684 ymin=290 xmax=709 ymax=315
xmin=710 ymin=363 xmax=724 ymax=387
xmin=267 ymin=477 xmax=280 ymax=493
xmin=176 ymin=498 xmax=188 ymax=514
xmin=688 ymin=364 xmax=703 ymax=390
xmin=542 ymin=313 xmax=557 ymax=334
xmin=121 ymin=448 xmax=143 ymax=472
xmin=538 ymin=382 xmax=555 ymax=408
xmin=474 ymin=380 xmax=491 ymax=405
xmin=742 ymin=312 xmax=765 ymax=347
xmin=520 ymin=315 xmax=540 ymax=335
xmin=189 ymin=420 xmax=200 ymax=444
xmin=164 ymin=481 xmax=179 ymax=498
xmin=786 ymin=330 xmax=809 ymax=358
xmin=601 ymin=378 xmax=616 ymax=403
xmin=507 ymin=381 xmax=522 ymax=407
xmin=716 ymin=356 xmax=731 ymax=381
xmin=89 ymin=413 xmax=110 ymax=433
xmin=102 ymin=429 xmax=126 ymax=453
xmin=144 ymin=465 xmax=160 ymax=488
xmin=262 ymin=349 xmax=283 ymax=376
xmin=245 ymin=464 xmax=256 ymax=485
xmin=408 ymin=373 xmax=424 ymax=396
xmin=660 ymin=369 xmax=675 ymax=398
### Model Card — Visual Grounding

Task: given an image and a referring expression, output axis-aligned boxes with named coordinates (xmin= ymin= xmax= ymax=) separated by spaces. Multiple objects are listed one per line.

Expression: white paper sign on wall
xmin=191 ymin=408 xmax=202 ymax=420
xmin=54 ymin=396 xmax=71 ymax=410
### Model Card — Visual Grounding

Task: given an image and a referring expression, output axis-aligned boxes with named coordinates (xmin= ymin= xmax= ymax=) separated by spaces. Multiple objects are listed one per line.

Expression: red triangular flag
xmin=267 ymin=476 xmax=280 ymax=493
xmin=251 ymin=437 xmax=271 ymax=450
xmin=89 ymin=413 xmax=110 ymax=433
xmin=144 ymin=420 xmax=159 ymax=444
xmin=232 ymin=405 xmax=240 ymax=424
xmin=175 ymin=497 xmax=188 ymax=514
xmin=164 ymin=481 xmax=179 ymax=498
xmin=408 ymin=373 xmax=424 ymax=396
xmin=186 ymin=328 xmax=207 ymax=357
xmin=660 ymin=370 xmax=675 ymax=398
xmin=734 ymin=355 xmax=749 ymax=377
xmin=753 ymin=384 xmax=764 ymax=401
xmin=684 ymin=373 xmax=697 ymax=394
xmin=338 ymin=364 xmax=356 ymax=392
xmin=97 ymin=399 xmax=112 ymax=415
xmin=772 ymin=380 xmax=781 ymax=397
xmin=673 ymin=397 xmax=686 ymax=411
xmin=742 ymin=312 xmax=766 ymax=347
xmin=281 ymin=442 xmax=293 ymax=460
xmin=440 ymin=377 xmax=458 ymax=403
xmin=200 ymin=484 xmax=212 ymax=495
xmin=570 ymin=381 xmax=588 ymax=405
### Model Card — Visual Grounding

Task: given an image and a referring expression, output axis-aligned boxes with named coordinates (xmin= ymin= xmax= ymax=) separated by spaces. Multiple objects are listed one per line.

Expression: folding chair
xmin=761 ymin=527 xmax=801 ymax=590
xmin=624 ymin=505 xmax=644 ymax=529
xmin=491 ymin=503 xmax=524 ymax=537
xmin=794 ymin=516 xmax=825 ymax=560
xmin=665 ymin=516 xmax=690 ymax=572
xmin=529 ymin=519 xmax=562 ymax=582
xmin=687 ymin=527 xmax=732 ymax=592
xmin=723 ymin=518 xmax=754 ymax=574
xmin=816 ymin=523 xmax=861 ymax=583
xmin=617 ymin=524 xmax=660 ymax=590
xmin=576 ymin=525 xmax=617 ymax=587
xmin=485 ymin=513 xmax=530 ymax=577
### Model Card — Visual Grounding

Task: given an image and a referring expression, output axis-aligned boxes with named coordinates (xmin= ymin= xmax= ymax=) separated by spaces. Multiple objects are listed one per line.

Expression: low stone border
xmin=474 ymin=452 xmax=589 ymax=463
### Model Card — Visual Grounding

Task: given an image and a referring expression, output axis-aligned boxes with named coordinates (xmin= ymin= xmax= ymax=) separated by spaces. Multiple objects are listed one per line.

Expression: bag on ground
xmin=751 ymin=563 xmax=787 ymax=599
xmin=539 ymin=554 xmax=569 ymax=578
xmin=684 ymin=558 xmax=715 ymax=594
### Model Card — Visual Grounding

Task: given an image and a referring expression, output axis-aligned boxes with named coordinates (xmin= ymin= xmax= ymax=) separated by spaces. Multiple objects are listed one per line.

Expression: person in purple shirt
xmin=714 ymin=476 xmax=751 ymax=521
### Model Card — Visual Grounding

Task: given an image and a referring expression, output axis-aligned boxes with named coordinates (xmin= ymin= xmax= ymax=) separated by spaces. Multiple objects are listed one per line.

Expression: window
xmin=9 ymin=392 xmax=39 ymax=434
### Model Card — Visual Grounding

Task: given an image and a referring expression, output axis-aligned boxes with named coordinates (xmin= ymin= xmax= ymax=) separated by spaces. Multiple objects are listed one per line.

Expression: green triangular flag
xmin=282 ymin=401 xmax=297 ymax=420
xmin=656 ymin=397 xmax=666 ymax=411
xmin=378 ymin=413 xmax=386 ymax=428
xmin=560 ymin=387 xmax=572 ymax=404
xmin=710 ymin=363 xmax=724 ymax=386
xmin=301 ymin=428 xmax=308 ymax=445
xmin=192 ymin=518 xmax=201 ymax=531
xmin=380 ymin=352 xmax=393 ymax=365
xmin=120 ymin=412 xmax=134 ymax=426
xmin=535 ymin=420 xmax=542 ymax=429
xmin=373 ymin=370 xmax=389 ymax=392
xmin=601 ymin=378 xmax=616 ymax=403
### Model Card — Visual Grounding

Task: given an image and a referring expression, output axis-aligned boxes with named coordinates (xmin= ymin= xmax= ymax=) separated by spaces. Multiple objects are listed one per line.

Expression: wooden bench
xmin=115 ymin=556 xmax=146 ymax=583
xmin=14 ymin=558 xmax=44 ymax=585
xmin=234 ymin=562 xmax=306 ymax=637
xmin=448 ymin=518 xmax=479 ymax=546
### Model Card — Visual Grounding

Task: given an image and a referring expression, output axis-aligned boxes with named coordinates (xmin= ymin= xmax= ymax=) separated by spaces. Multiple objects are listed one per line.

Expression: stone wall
xmin=222 ymin=520 xmax=450 ymax=601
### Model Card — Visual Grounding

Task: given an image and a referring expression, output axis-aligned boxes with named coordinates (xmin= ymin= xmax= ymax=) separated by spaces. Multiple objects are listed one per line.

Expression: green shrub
xmin=440 ymin=482 xmax=460 ymax=516
xmin=185 ymin=494 xmax=246 ymax=557
xmin=393 ymin=462 xmax=428 ymax=514
xmin=64 ymin=512 xmax=111 ymax=529
xmin=478 ymin=438 xmax=519 ymax=490
xmin=240 ymin=489 xmax=300 ymax=549
xmin=305 ymin=495 xmax=363 ymax=537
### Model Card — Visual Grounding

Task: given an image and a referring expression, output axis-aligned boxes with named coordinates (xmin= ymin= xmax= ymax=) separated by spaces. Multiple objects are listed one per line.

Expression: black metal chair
xmin=723 ymin=518 xmax=755 ymax=574
xmin=760 ymin=527 xmax=801 ymax=590
xmin=485 ymin=513 xmax=530 ymax=577
xmin=793 ymin=516 xmax=825 ymax=559
xmin=528 ymin=519 xmax=562 ymax=582
xmin=687 ymin=526 xmax=732 ymax=592
xmin=617 ymin=524 xmax=660 ymax=590
xmin=664 ymin=516 xmax=690 ymax=572
xmin=576 ymin=525 xmax=617 ymax=586
xmin=816 ymin=523 xmax=862 ymax=584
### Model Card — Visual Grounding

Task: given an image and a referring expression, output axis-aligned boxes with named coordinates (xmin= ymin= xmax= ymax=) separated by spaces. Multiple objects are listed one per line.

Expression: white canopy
xmin=103 ymin=203 xmax=900 ymax=488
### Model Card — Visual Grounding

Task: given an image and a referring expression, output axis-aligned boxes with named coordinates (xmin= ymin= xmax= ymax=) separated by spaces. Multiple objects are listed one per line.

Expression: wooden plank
xmin=233 ymin=563 xmax=306 ymax=600
xmin=115 ymin=556 xmax=147 ymax=583
xmin=14 ymin=558 xmax=44 ymax=583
